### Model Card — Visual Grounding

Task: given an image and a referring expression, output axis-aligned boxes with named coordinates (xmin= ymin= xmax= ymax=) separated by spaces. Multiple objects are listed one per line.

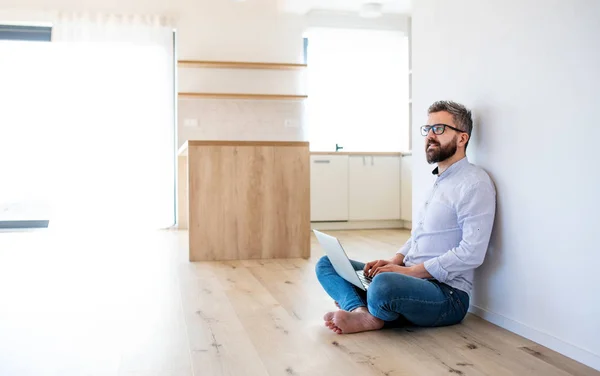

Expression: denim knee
xmin=315 ymin=255 xmax=333 ymax=275
xmin=367 ymin=273 xmax=403 ymax=303
xmin=366 ymin=273 xmax=411 ymax=320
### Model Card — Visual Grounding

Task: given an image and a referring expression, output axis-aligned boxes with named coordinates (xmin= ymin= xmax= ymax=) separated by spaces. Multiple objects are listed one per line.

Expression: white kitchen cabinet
xmin=348 ymin=155 xmax=401 ymax=221
xmin=400 ymin=155 xmax=412 ymax=222
xmin=310 ymin=155 xmax=349 ymax=221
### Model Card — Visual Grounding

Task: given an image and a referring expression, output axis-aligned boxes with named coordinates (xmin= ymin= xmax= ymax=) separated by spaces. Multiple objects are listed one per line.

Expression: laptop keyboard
xmin=356 ymin=270 xmax=372 ymax=286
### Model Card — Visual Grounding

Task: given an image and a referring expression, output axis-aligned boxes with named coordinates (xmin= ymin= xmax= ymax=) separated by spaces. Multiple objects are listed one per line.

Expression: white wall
xmin=412 ymin=0 xmax=600 ymax=370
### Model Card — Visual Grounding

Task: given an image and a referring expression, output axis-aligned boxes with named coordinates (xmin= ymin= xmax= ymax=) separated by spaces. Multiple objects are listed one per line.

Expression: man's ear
xmin=460 ymin=133 xmax=470 ymax=148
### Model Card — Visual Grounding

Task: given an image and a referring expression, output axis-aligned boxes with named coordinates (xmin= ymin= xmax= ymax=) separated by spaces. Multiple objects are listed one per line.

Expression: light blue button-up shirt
xmin=398 ymin=157 xmax=496 ymax=296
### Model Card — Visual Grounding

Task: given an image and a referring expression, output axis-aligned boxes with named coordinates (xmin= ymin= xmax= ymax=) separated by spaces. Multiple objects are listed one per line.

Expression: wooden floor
xmin=0 ymin=228 xmax=597 ymax=376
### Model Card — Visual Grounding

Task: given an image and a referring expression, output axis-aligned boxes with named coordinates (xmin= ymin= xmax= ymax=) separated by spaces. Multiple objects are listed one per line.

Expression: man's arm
xmin=390 ymin=253 xmax=405 ymax=266
xmin=418 ymin=182 xmax=496 ymax=283
xmin=406 ymin=263 xmax=432 ymax=279
xmin=392 ymin=237 xmax=412 ymax=265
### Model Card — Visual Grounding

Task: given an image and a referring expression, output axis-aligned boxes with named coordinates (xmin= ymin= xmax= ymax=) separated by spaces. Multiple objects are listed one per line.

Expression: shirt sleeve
xmin=423 ymin=181 xmax=496 ymax=283
xmin=396 ymin=237 xmax=412 ymax=256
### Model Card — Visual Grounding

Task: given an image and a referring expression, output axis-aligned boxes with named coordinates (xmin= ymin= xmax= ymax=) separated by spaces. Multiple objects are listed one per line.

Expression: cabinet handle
xmin=313 ymin=160 xmax=331 ymax=164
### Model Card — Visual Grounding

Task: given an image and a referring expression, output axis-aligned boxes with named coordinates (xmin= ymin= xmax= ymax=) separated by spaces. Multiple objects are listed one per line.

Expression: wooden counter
xmin=178 ymin=140 xmax=310 ymax=261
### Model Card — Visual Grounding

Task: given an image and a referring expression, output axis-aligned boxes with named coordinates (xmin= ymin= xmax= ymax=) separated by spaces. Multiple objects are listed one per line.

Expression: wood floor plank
xmin=520 ymin=345 xmax=600 ymax=376
xmin=178 ymin=263 xmax=270 ymax=376
xmin=452 ymin=316 xmax=584 ymax=376
xmin=460 ymin=314 xmax=538 ymax=348
xmin=247 ymin=264 xmax=311 ymax=322
xmin=395 ymin=327 xmax=491 ymax=376
xmin=247 ymin=257 xmax=338 ymax=321
xmin=425 ymin=324 xmax=546 ymax=376
xmin=325 ymin=328 xmax=459 ymax=376
xmin=211 ymin=263 xmax=385 ymax=376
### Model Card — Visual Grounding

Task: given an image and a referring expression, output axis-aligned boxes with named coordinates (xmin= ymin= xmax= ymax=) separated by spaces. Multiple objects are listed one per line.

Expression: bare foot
xmin=325 ymin=308 xmax=384 ymax=334
xmin=323 ymin=311 xmax=343 ymax=334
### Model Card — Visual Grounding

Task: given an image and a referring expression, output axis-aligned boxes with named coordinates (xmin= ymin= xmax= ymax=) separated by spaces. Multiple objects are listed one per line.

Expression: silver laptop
xmin=313 ymin=229 xmax=372 ymax=291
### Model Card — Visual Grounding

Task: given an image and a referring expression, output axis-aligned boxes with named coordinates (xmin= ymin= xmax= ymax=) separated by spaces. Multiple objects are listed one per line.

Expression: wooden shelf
xmin=178 ymin=60 xmax=307 ymax=70
xmin=178 ymin=93 xmax=308 ymax=100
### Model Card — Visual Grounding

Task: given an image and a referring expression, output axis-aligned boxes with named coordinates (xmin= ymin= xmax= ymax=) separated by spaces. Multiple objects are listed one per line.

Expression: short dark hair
xmin=428 ymin=100 xmax=473 ymax=149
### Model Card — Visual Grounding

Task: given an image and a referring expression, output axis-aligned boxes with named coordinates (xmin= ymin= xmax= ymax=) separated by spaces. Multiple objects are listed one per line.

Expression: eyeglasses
xmin=420 ymin=124 xmax=466 ymax=136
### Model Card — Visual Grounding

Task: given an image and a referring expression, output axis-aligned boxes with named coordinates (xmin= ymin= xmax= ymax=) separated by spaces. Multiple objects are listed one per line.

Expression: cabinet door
xmin=310 ymin=155 xmax=349 ymax=221
xmin=400 ymin=155 xmax=412 ymax=222
xmin=348 ymin=155 xmax=401 ymax=221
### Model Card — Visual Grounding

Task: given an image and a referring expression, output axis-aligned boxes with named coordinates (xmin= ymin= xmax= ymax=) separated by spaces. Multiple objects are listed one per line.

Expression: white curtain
xmin=0 ymin=12 xmax=175 ymax=230
xmin=52 ymin=12 xmax=174 ymax=45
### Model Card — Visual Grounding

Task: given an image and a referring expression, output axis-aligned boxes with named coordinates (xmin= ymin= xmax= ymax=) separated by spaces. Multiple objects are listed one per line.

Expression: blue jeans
xmin=315 ymin=256 xmax=470 ymax=327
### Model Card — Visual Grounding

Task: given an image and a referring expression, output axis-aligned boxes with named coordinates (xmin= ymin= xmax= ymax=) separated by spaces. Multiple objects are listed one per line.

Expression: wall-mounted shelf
xmin=178 ymin=93 xmax=308 ymax=100
xmin=178 ymin=60 xmax=307 ymax=70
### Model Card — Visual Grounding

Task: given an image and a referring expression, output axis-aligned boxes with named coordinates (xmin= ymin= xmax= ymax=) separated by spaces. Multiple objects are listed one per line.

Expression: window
xmin=305 ymin=28 xmax=409 ymax=152
xmin=0 ymin=25 xmax=52 ymax=229
xmin=0 ymin=23 xmax=175 ymax=230
xmin=0 ymin=24 xmax=52 ymax=42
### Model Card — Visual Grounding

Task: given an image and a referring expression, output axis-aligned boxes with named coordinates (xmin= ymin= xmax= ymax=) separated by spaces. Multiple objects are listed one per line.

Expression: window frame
xmin=0 ymin=24 xmax=52 ymax=42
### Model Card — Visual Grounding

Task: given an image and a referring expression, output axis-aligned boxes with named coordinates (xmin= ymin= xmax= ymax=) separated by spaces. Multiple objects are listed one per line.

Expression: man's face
xmin=425 ymin=111 xmax=459 ymax=164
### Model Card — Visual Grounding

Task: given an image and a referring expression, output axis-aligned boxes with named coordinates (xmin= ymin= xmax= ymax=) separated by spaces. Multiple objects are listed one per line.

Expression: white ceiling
xmin=280 ymin=0 xmax=412 ymax=15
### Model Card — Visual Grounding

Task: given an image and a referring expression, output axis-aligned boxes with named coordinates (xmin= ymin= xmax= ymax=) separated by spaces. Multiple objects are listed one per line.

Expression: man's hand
xmin=364 ymin=254 xmax=406 ymax=278
xmin=369 ymin=263 xmax=433 ymax=279
xmin=371 ymin=264 xmax=414 ymax=277
xmin=363 ymin=259 xmax=390 ymax=278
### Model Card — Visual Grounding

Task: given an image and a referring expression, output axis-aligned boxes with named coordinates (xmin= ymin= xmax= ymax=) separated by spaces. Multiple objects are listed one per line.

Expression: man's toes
xmin=324 ymin=319 xmax=341 ymax=333
xmin=323 ymin=311 xmax=335 ymax=322
xmin=328 ymin=322 xmax=342 ymax=333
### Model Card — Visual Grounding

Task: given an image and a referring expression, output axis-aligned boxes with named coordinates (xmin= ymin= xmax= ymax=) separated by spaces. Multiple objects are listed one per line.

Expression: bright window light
xmin=0 ymin=40 xmax=174 ymax=230
xmin=305 ymin=28 xmax=409 ymax=152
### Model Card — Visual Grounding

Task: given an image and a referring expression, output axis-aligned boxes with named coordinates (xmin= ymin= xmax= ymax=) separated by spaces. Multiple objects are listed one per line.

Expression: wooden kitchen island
xmin=177 ymin=140 xmax=310 ymax=261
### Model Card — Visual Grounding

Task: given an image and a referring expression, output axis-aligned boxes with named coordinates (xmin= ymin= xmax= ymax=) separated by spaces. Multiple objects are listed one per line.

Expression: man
xmin=315 ymin=100 xmax=496 ymax=334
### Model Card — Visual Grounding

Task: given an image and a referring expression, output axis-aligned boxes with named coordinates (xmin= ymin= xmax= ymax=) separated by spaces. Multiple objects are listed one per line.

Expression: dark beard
xmin=426 ymin=136 xmax=458 ymax=164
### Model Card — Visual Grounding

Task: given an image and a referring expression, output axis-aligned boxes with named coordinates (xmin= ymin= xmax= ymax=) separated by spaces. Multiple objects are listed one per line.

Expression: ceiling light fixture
xmin=359 ymin=2 xmax=383 ymax=18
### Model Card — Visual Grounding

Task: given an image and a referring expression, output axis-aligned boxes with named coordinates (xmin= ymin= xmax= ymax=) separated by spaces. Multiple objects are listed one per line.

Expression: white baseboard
xmin=469 ymin=305 xmax=600 ymax=371
xmin=310 ymin=220 xmax=411 ymax=231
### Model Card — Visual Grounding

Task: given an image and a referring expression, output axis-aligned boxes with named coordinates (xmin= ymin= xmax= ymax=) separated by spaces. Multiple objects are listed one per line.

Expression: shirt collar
xmin=432 ymin=157 xmax=469 ymax=179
